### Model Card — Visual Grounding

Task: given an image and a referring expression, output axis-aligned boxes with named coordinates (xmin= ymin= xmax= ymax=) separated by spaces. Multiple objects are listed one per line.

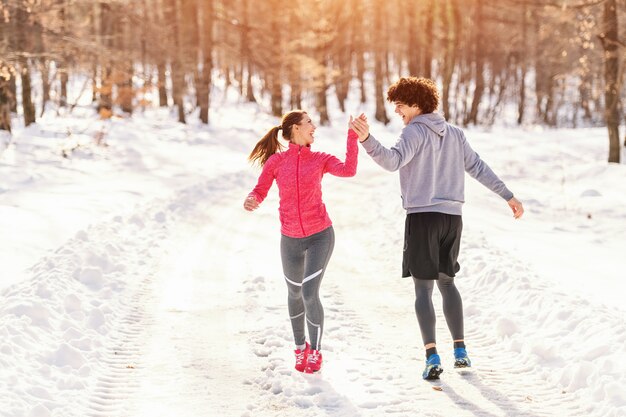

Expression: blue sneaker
xmin=453 ymin=347 xmax=471 ymax=368
xmin=422 ymin=353 xmax=443 ymax=380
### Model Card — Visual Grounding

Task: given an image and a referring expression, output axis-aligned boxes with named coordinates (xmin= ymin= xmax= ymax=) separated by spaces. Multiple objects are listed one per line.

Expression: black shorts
xmin=402 ymin=212 xmax=462 ymax=279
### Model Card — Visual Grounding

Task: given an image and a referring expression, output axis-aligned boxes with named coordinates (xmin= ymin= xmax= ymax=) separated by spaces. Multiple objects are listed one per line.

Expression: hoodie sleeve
xmin=360 ymin=126 xmax=420 ymax=172
xmin=323 ymin=129 xmax=359 ymax=177
xmin=462 ymin=134 xmax=514 ymax=201
xmin=248 ymin=157 xmax=277 ymax=203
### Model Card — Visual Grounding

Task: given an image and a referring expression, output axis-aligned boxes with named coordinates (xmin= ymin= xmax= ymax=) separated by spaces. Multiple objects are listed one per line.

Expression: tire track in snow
xmin=80 ymin=170 xmax=267 ymax=417
xmin=83 ymin=274 xmax=156 ymax=417
xmin=77 ymin=171 xmax=257 ymax=417
xmin=78 ymin=192 xmax=200 ymax=416
xmin=120 ymin=172 xmax=271 ymax=417
xmin=0 ymin=195 xmax=170 ymax=417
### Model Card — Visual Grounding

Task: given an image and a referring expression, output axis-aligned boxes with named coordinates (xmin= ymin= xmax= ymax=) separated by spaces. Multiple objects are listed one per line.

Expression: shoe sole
xmin=454 ymin=359 xmax=471 ymax=368
xmin=423 ymin=365 xmax=443 ymax=380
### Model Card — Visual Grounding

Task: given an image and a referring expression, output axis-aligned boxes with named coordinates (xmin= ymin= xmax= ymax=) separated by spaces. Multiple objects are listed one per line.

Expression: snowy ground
xmin=0 ymin=93 xmax=625 ymax=417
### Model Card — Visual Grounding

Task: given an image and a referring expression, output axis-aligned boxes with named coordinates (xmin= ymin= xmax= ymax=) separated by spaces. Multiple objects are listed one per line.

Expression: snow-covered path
xmin=2 ymin=104 xmax=624 ymax=417
xmin=70 ymin=166 xmax=619 ymax=417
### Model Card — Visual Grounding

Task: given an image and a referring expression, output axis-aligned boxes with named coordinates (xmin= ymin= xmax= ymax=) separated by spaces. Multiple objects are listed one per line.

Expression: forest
xmin=0 ymin=0 xmax=624 ymax=161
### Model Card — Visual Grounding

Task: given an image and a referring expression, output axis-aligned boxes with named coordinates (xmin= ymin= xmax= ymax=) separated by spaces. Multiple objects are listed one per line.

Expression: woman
xmin=244 ymin=110 xmax=361 ymax=373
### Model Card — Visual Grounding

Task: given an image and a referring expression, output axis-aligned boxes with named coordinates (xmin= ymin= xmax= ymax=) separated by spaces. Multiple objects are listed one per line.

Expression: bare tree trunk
xmin=487 ymin=70 xmax=509 ymax=125
xmin=335 ymin=74 xmax=349 ymax=113
xmin=334 ymin=22 xmax=351 ymax=113
xmin=373 ymin=0 xmax=389 ymax=124
xmin=241 ymin=0 xmax=256 ymax=103
xmin=356 ymin=52 xmax=366 ymax=104
xmin=97 ymin=3 xmax=113 ymax=116
xmin=182 ymin=0 xmax=199 ymax=110
xmin=316 ymin=75 xmax=330 ymax=125
xmin=544 ymin=82 xmax=556 ymax=125
xmin=465 ymin=0 xmax=484 ymax=125
xmin=270 ymin=73 xmax=282 ymax=117
xmin=289 ymin=62 xmax=302 ymax=110
xmin=374 ymin=56 xmax=389 ymax=123
xmin=0 ymin=70 xmax=12 ymax=133
xmin=600 ymin=0 xmax=620 ymax=163
xmin=533 ymin=7 xmax=558 ymax=125
xmin=574 ymin=10 xmax=594 ymax=123
xmin=89 ymin=3 xmax=98 ymax=104
xmin=9 ymin=75 xmax=17 ymax=113
xmin=198 ymin=0 xmax=213 ymax=124
xmin=19 ymin=58 xmax=36 ymax=126
xmin=99 ymin=67 xmax=113 ymax=115
xmin=40 ymin=59 xmax=50 ymax=114
xmin=224 ymin=65 xmax=232 ymax=91
xmin=15 ymin=5 xmax=36 ymax=125
xmin=288 ymin=6 xmax=302 ymax=111
xmin=517 ymin=1 xmax=528 ymax=125
xmin=60 ymin=70 xmax=69 ymax=107
xmin=333 ymin=0 xmax=351 ymax=114
xmin=0 ymin=6 xmax=11 ymax=129
xmin=408 ymin=4 xmax=419 ymax=76
xmin=236 ymin=68 xmax=244 ymax=96
xmin=141 ymin=0 xmax=148 ymax=78
xmin=384 ymin=50 xmax=391 ymax=88
xmin=157 ymin=63 xmax=168 ymax=106
xmin=316 ymin=43 xmax=330 ymax=125
xmin=269 ymin=1 xmax=282 ymax=117
xmin=578 ymin=74 xmax=593 ymax=121
xmin=168 ymin=0 xmax=186 ymax=123
xmin=423 ymin=0 xmax=435 ymax=79
xmin=59 ymin=0 xmax=69 ymax=107
xmin=350 ymin=0 xmax=366 ymax=104
xmin=152 ymin=0 xmax=168 ymax=107
xmin=118 ymin=66 xmax=134 ymax=114
xmin=460 ymin=64 xmax=471 ymax=122
xmin=91 ymin=64 xmax=97 ymax=103
xmin=116 ymin=12 xmax=134 ymax=115
xmin=441 ymin=0 xmax=460 ymax=119
xmin=246 ymin=72 xmax=256 ymax=103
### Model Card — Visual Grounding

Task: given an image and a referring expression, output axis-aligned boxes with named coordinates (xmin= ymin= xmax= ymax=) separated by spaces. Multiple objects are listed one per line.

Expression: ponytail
xmin=248 ymin=110 xmax=307 ymax=166
xmin=248 ymin=126 xmax=284 ymax=167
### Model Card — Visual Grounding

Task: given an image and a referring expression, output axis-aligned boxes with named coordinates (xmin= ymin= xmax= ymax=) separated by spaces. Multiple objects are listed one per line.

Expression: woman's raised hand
xmin=350 ymin=113 xmax=370 ymax=142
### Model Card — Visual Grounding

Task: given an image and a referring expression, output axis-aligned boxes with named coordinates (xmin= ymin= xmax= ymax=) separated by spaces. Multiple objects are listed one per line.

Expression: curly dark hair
xmin=386 ymin=77 xmax=439 ymax=114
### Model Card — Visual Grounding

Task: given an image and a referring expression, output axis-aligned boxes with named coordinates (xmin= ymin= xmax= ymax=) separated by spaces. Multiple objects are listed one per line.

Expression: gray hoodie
xmin=361 ymin=113 xmax=513 ymax=215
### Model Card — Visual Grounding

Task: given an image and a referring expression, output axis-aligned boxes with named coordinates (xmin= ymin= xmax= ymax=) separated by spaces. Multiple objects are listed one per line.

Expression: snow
xmin=0 ymin=89 xmax=625 ymax=417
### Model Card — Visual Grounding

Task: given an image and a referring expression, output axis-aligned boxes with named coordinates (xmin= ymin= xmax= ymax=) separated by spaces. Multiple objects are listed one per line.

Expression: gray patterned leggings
xmin=280 ymin=227 xmax=335 ymax=351
xmin=413 ymin=273 xmax=464 ymax=346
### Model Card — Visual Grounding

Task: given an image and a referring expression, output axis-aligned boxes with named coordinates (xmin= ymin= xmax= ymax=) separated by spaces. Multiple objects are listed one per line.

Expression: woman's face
xmin=292 ymin=114 xmax=316 ymax=145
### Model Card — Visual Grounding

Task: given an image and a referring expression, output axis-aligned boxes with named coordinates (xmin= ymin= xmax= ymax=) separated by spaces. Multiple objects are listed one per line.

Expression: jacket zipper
xmin=296 ymin=147 xmax=306 ymax=236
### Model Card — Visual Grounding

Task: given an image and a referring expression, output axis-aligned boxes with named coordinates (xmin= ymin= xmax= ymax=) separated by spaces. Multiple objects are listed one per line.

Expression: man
xmin=350 ymin=77 xmax=523 ymax=380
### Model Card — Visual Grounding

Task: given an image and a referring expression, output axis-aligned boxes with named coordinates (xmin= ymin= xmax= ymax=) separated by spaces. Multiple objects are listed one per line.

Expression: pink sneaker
xmin=304 ymin=349 xmax=322 ymax=373
xmin=294 ymin=343 xmax=310 ymax=372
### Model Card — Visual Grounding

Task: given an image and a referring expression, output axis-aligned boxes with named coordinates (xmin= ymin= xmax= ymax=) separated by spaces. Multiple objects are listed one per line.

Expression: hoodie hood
xmin=409 ymin=113 xmax=447 ymax=137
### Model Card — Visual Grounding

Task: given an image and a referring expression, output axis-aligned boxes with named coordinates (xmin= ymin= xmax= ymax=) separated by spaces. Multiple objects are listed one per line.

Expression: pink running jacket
xmin=249 ymin=130 xmax=359 ymax=238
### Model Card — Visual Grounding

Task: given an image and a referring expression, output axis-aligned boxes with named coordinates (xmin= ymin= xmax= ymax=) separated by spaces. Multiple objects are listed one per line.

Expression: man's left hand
xmin=507 ymin=197 xmax=524 ymax=219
